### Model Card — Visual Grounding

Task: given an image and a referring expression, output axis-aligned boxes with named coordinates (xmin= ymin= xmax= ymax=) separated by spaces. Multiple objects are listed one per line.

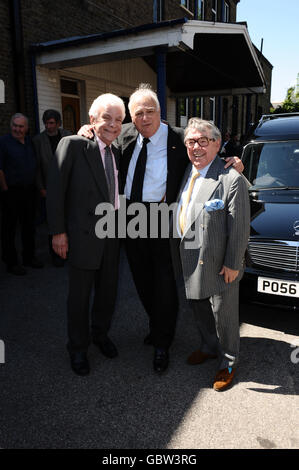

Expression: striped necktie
xmin=104 ymin=146 xmax=115 ymax=205
xmin=179 ymin=171 xmax=200 ymax=235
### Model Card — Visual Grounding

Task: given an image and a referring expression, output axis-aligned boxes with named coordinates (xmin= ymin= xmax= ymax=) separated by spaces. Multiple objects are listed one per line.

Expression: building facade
xmin=0 ymin=0 xmax=272 ymax=140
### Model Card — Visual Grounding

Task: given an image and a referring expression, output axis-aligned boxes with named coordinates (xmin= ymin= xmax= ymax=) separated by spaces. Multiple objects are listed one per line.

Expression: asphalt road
xmin=0 ymin=224 xmax=298 ymax=450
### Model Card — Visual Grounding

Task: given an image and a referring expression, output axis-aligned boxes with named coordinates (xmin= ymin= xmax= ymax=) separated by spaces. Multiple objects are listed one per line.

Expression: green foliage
xmin=271 ymin=87 xmax=299 ymax=114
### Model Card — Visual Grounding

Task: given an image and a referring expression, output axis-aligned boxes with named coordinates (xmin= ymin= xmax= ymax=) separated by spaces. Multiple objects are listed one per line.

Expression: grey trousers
xmin=190 ymin=282 xmax=240 ymax=369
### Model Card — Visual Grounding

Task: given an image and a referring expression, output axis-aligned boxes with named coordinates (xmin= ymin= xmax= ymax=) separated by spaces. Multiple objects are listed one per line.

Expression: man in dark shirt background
xmin=0 ymin=113 xmax=43 ymax=275
xmin=33 ymin=109 xmax=71 ymax=266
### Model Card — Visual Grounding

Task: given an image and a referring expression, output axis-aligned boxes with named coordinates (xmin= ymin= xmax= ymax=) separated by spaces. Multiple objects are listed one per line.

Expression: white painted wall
xmin=0 ymin=80 xmax=4 ymax=103
xmin=36 ymin=57 xmax=176 ymax=129
xmin=36 ymin=67 xmax=61 ymax=131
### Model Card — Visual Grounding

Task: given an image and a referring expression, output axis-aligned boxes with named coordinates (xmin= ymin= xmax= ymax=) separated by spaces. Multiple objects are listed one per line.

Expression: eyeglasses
xmin=185 ymin=137 xmax=215 ymax=148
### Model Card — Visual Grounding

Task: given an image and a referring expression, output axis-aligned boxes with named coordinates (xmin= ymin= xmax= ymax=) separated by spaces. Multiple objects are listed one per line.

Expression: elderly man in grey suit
xmin=171 ymin=118 xmax=250 ymax=391
xmin=46 ymin=94 xmax=125 ymax=375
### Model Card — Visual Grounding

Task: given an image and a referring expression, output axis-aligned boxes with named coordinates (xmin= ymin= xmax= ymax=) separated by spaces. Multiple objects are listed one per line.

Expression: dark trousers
xmin=1 ymin=185 xmax=36 ymax=267
xmin=125 ymin=206 xmax=178 ymax=349
xmin=67 ymin=237 xmax=120 ymax=353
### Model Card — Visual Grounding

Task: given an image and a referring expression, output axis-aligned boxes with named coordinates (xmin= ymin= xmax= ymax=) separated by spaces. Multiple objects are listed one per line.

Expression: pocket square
xmin=204 ymin=199 xmax=224 ymax=212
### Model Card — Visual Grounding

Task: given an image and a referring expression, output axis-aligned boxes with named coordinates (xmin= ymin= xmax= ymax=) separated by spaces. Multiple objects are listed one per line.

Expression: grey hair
xmin=88 ymin=93 xmax=126 ymax=120
xmin=184 ymin=118 xmax=222 ymax=142
xmin=128 ymin=83 xmax=160 ymax=115
xmin=10 ymin=113 xmax=29 ymax=127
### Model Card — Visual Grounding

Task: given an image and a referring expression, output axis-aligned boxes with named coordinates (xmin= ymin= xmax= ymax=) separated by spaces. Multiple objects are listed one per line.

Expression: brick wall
xmin=0 ymin=3 xmax=18 ymax=135
xmin=0 ymin=0 xmax=155 ymax=135
xmin=0 ymin=0 xmax=269 ymax=137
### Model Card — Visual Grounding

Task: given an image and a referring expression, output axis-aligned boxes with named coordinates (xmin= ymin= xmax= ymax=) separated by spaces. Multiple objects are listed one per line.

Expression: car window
xmin=243 ymin=141 xmax=299 ymax=188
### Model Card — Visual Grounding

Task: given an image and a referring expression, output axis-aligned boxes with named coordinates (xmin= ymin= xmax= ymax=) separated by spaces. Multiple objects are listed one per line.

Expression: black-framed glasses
xmin=185 ymin=137 xmax=215 ymax=148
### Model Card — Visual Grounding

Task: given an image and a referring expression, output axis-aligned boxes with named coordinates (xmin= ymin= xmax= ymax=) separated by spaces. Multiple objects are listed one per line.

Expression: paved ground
xmin=0 ymin=224 xmax=298 ymax=449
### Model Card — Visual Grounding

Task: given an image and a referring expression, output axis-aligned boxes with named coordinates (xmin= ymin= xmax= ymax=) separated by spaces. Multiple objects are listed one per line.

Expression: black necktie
xmin=104 ymin=146 xmax=115 ymax=205
xmin=130 ymin=137 xmax=150 ymax=202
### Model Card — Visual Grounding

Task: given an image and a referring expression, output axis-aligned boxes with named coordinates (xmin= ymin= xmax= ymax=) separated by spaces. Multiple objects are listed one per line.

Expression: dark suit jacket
xmin=46 ymin=135 xmax=120 ymax=269
xmin=33 ymin=128 xmax=71 ymax=190
xmin=117 ymin=122 xmax=189 ymax=204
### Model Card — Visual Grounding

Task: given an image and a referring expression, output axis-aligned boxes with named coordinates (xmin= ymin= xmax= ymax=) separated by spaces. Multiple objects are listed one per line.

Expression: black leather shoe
xmin=70 ymin=352 xmax=90 ymax=376
xmin=153 ymin=348 xmax=169 ymax=373
xmin=144 ymin=334 xmax=153 ymax=345
xmin=93 ymin=336 xmax=118 ymax=358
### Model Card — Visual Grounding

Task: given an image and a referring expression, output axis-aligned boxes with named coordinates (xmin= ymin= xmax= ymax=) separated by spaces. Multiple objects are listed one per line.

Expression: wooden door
xmin=61 ymin=96 xmax=80 ymax=134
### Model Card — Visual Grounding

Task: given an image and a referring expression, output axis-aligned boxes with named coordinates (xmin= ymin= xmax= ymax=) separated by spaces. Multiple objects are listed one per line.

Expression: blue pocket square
xmin=204 ymin=199 xmax=224 ymax=212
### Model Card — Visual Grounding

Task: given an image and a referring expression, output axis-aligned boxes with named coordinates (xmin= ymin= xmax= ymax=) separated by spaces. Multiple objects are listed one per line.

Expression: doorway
xmin=61 ymin=78 xmax=81 ymax=134
xmin=61 ymin=96 xmax=80 ymax=134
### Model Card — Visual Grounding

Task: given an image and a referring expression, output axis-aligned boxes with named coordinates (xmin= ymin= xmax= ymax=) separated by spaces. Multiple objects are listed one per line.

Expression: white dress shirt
xmin=125 ymin=122 xmax=168 ymax=202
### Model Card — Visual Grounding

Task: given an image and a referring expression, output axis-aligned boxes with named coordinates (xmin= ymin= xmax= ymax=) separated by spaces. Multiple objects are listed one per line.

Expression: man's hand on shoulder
xmin=77 ymin=125 xmax=94 ymax=140
xmin=224 ymin=156 xmax=244 ymax=174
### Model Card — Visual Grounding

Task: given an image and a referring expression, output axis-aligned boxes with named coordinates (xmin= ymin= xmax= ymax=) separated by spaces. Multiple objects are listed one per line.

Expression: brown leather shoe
xmin=213 ymin=368 xmax=236 ymax=391
xmin=187 ymin=348 xmax=217 ymax=365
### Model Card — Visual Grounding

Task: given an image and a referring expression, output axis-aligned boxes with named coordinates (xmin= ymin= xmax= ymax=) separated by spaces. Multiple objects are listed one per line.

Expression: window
xmin=209 ymin=97 xmax=216 ymax=122
xmin=223 ymin=1 xmax=230 ymax=22
xmin=177 ymin=97 xmax=188 ymax=127
xmin=60 ymin=78 xmax=79 ymax=96
xmin=232 ymin=96 xmax=239 ymax=134
xmin=242 ymin=141 xmax=299 ymax=189
xmin=154 ymin=0 xmax=164 ymax=22
xmin=211 ymin=0 xmax=217 ymax=21
xmin=180 ymin=0 xmax=191 ymax=11
xmin=195 ymin=0 xmax=204 ymax=20
xmin=195 ymin=97 xmax=204 ymax=117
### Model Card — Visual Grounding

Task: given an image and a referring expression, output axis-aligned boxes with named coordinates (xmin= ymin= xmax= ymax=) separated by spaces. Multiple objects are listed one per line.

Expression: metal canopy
xmin=32 ymin=18 xmax=266 ymax=96
xmin=151 ymin=32 xmax=265 ymax=96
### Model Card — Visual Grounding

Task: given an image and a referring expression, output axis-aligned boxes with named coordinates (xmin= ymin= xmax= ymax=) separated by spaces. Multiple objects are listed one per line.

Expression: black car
xmin=240 ymin=113 xmax=299 ymax=310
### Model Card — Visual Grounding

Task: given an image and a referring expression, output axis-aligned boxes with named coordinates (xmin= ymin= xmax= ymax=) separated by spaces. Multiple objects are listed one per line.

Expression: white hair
xmin=128 ymin=83 xmax=160 ymax=115
xmin=184 ymin=118 xmax=222 ymax=142
xmin=88 ymin=93 xmax=126 ymax=120
xmin=10 ymin=113 xmax=29 ymax=128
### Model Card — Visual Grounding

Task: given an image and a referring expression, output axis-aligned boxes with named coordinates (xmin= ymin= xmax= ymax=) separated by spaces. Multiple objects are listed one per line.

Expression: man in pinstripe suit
xmin=171 ymin=118 xmax=250 ymax=391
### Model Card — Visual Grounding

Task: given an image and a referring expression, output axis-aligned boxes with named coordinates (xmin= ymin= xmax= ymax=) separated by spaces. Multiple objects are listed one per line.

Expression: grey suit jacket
xmin=171 ymin=155 xmax=250 ymax=300
xmin=33 ymin=128 xmax=71 ymax=190
xmin=46 ymin=135 xmax=120 ymax=269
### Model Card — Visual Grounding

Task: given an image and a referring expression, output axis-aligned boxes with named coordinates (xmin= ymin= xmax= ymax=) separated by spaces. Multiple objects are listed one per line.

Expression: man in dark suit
xmin=46 ymin=93 xmax=125 ymax=375
xmin=0 ymin=113 xmax=43 ymax=275
xmin=171 ymin=118 xmax=250 ymax=391
xmin=118 ymin=85 xmax=245 ymax=373
xmin=118 ymin=85 xmax=189 ymax=373
xmin=33 ymin=109 xmax=71 ymax=266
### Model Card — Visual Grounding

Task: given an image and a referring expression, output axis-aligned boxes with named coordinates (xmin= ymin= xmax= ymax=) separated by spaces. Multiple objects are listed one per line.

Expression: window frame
xmin=224 ymin=1 xmax=230 ymax=22
xmin=211 ymin=0 xmax=217 ymax=22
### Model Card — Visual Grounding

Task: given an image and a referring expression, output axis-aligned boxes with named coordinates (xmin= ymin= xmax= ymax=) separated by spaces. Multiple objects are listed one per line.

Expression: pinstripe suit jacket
xmin=170 ymin=155 xmax=250 ymax=300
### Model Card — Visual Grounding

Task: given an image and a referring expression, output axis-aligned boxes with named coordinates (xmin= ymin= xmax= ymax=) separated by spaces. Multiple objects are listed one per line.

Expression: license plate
xmin=258 ymin=277 xmax=299 ymax=297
